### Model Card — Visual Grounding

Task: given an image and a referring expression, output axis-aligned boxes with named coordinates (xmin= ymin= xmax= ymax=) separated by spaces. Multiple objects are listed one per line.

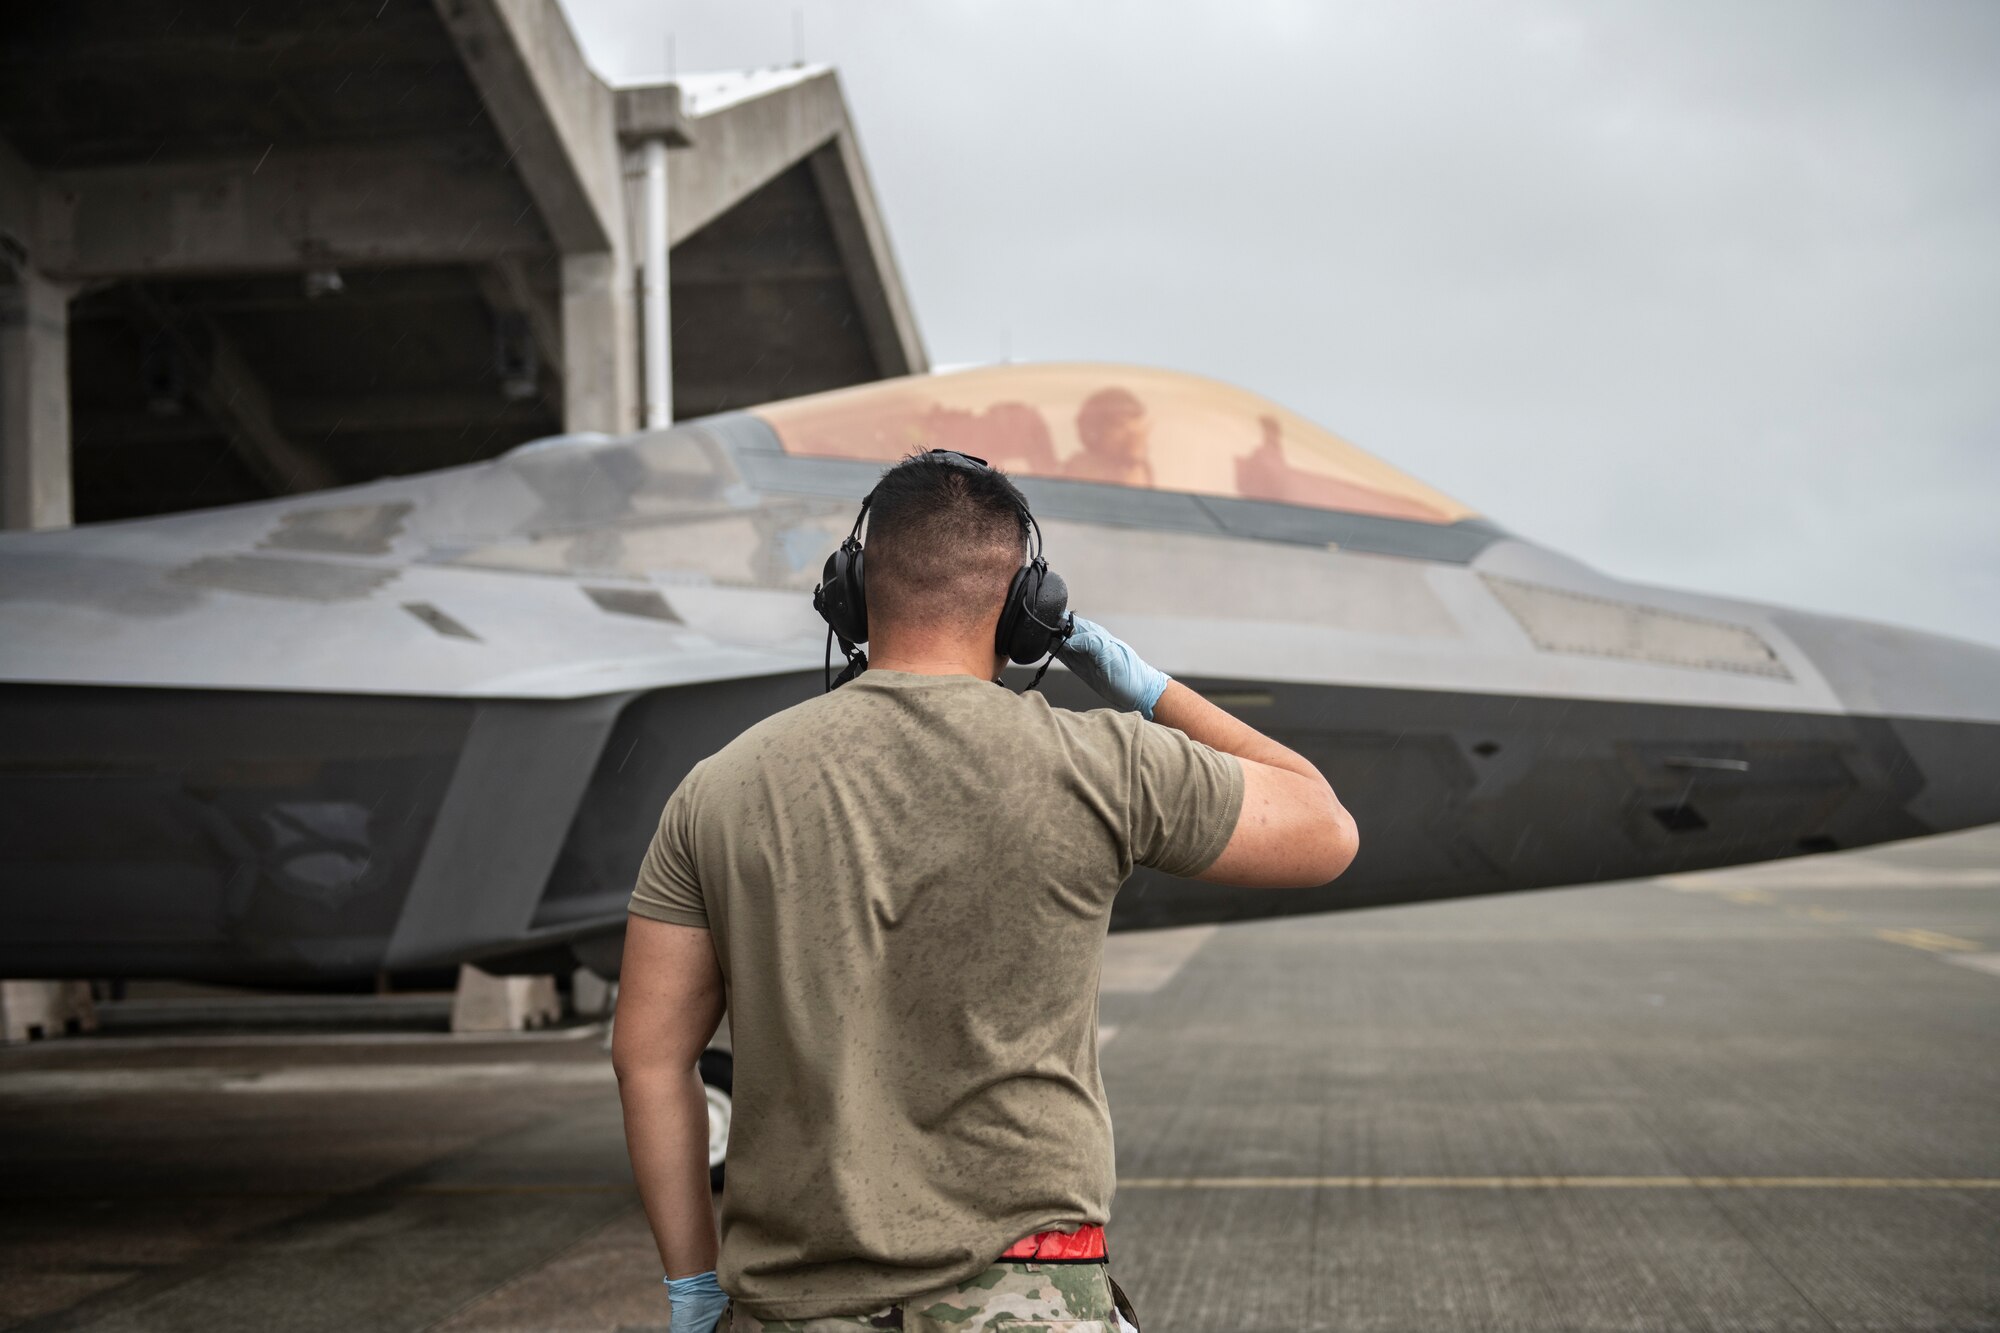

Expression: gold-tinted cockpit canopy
xmin=751 ymin=363 xmax=1476 ymax=526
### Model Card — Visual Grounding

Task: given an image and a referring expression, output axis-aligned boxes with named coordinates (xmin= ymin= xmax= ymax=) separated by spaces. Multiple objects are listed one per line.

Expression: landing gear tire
xmin=699 ymin=1048 xmax=733 ymax=1192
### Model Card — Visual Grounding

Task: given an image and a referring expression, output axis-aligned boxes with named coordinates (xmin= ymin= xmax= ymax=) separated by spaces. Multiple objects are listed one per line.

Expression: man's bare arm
xmin=1150 ymin=681 xmax=1359 ymax=888
xmin=612 ymin=915 xmax=727 ymax=1277
xmin=1054 ymin=616 xmax=1356 ymax=889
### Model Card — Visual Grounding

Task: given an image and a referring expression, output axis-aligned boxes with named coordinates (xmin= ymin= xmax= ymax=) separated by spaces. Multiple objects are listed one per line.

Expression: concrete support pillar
xmin=0 ymin=264 xmax=80 ymax=1038
xmin=1 ymin=980 xmax=97 ymax=1043
xmin=449 ymin=963 xmax=561 ymax=1033
xmin=0 ymin=263 xmax=72 ymax=530
xmin=559 ymin=250 xmax=637 ymax=435
xmin=640 ymin=137 xmax=672 ymax=429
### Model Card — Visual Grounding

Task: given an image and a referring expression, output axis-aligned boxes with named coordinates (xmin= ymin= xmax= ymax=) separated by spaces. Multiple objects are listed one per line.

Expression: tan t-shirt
xmin=628 ymin=668 xmax=1243 ymax=1320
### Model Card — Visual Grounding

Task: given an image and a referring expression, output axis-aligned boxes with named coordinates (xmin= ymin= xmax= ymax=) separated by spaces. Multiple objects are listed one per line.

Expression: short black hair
xmin=865 ymin=452 xmax=1030 ymax=638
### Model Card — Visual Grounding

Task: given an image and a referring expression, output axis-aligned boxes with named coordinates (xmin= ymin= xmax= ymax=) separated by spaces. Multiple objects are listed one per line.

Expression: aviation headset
xmin=813 ymin=449 xmax=1072 ymax=692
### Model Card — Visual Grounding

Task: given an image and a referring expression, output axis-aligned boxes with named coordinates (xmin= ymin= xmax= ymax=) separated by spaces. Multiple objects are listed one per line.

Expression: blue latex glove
xmin=665 ymin=1271 xmax=729 ymax=1333
xmin=1057 ymin=615 xmax=1171 ymax=719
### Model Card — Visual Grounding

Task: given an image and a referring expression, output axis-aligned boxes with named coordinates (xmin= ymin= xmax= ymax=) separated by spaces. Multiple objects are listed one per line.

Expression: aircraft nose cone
xmin=1776 ymin=611 xmax=2000 ymax=834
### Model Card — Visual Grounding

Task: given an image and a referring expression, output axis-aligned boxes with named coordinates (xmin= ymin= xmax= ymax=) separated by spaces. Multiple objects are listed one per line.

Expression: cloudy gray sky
xmin=562 ymin=0 xmax=2000 ymax=647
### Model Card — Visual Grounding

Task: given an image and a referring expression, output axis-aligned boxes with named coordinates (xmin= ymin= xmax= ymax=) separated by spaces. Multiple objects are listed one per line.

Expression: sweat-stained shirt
xmin=627 ymin=668 xmax=1244 ymax=1320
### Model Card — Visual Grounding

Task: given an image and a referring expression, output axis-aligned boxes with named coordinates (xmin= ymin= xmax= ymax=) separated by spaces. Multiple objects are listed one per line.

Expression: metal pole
xmin=0 ymin=263 xmax=74 ymax=530
xmin=641 ymin=137 xmax=672 ymax=429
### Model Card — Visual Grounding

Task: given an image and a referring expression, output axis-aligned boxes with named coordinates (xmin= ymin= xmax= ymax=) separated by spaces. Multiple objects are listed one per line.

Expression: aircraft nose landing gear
xmin=699 ymin=1048 xmax=732 ymax=1191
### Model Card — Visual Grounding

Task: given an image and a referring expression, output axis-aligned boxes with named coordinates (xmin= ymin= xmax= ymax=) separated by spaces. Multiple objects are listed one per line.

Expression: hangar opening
xmin=0 ymin=0 xmax=926 ymax=529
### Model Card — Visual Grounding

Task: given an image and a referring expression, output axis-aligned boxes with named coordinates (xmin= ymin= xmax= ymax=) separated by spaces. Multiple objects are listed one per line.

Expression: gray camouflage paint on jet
xmin=2 ymin=364 xmax=1996 ymax=982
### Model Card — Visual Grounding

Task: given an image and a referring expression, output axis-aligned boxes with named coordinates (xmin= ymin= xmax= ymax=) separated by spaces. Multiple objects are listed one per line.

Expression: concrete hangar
xmin=0 ymin=0 xmax=926 ymax=532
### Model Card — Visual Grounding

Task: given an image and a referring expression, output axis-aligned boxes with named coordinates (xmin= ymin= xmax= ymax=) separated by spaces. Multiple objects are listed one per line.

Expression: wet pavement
xmin=3 ymin=828 xmax=1997 ymax=1332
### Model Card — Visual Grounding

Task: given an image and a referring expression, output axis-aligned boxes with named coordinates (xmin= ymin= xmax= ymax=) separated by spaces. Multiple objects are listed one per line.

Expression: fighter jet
xmin=3 ymin=362 xmax=1998 ymax=983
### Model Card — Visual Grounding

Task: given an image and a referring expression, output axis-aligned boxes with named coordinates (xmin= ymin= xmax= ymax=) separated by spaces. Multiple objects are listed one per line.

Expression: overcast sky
xmin=561 ymin=1 xmax=2000 ymax=647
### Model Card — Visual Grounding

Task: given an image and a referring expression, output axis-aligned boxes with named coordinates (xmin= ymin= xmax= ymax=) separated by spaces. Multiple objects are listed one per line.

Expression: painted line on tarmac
xmin=15 ymin=1023 xmax=610 ymax=1054
xmin=0 ymin=1061 xmax=617 ymax=1096
xmin=1661 ymin=864 xmax=2000 ymax=892
xmin=5 ymin=1185 xmax=638 ymax=1201
xmin=1874 ymin=926 xmax=1983 ymax=953
xmin=1666 ymin=875 xmax=1992 ymax=961
xmin=21 ymin=1177 xmax=2000 ymax=1202
xmin=1117 ymin=1176 xmax=2000 ymax=1190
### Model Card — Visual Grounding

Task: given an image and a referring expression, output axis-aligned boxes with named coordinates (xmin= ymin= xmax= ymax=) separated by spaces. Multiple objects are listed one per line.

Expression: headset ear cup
xmin=999 ymin=562 xmax=1069 ymax=665
xmin=1025 ymin=566 xmax=1068 ymax=661
xmin=846 ymin=547 xmax=868 ymax=644
xmin=996 ymin=564 xmax=1032 ymax=662
xmin=817 ymin=542 xmax=869 ymax=645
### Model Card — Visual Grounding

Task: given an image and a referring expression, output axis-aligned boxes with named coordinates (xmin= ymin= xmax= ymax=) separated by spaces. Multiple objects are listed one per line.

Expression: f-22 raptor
xmin=3 ymin=362 xmax=1997 ymax=983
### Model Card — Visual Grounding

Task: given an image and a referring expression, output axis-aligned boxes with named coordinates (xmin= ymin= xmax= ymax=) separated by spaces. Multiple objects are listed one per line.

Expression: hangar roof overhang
xmin=0 ymin=0 xmax=925 ymax=522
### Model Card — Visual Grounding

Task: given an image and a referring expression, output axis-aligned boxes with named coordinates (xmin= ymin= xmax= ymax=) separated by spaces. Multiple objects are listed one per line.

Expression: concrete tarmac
xmin=3 ymin=829 xmax=1997 ymax=1332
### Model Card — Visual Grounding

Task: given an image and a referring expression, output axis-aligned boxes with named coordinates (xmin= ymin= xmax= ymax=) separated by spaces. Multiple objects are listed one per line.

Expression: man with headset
xmin=614 ymin=449 xmax=1358 ymax=1332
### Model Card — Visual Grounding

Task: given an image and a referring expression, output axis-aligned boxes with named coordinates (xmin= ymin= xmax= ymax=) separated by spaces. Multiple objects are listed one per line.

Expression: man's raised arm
xmin=1149 ymin=680 xmax=1357 ymax=887
xmin=1057 ymin=616 xmax=1358 ymax=888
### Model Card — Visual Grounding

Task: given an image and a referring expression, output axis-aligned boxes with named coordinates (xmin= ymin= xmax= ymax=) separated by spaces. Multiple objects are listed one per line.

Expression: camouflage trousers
xmin=729 ymin=1260 xmax=1126 ymax=1331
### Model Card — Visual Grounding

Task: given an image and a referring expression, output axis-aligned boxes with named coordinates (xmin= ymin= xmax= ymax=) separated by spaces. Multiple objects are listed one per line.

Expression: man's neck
xmin=867 ymin=637 xmax=1003 ymax=682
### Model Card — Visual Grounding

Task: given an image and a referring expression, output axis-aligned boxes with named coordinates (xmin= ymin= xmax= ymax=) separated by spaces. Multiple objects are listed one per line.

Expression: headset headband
xmin=814 ymin=450 xmax=1071 ymax=692
xmin=848 ymin=450 xmax=1042 ymax=558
